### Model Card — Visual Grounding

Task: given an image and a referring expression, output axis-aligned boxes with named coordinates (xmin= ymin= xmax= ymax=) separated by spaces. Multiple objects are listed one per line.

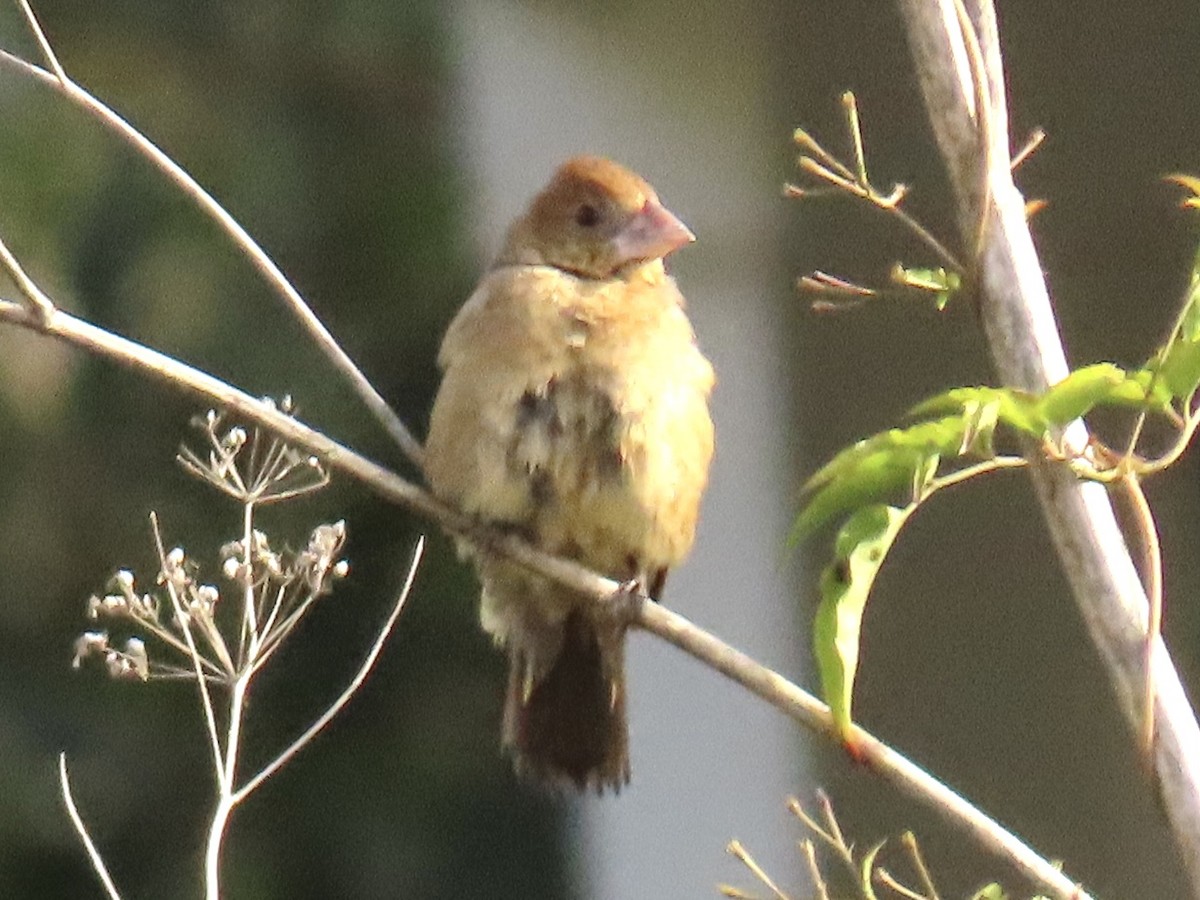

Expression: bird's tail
xmin=502 ymin=610 xmax=630 ymax=792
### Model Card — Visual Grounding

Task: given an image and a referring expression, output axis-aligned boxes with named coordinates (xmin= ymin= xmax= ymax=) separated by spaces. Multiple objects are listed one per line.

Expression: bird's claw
xmin=607 ymin=577 xmax=648 ymax=627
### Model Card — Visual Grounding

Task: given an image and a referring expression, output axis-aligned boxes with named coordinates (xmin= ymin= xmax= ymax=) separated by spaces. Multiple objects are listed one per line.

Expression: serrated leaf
xmin=1037 ymin=363 xmax=1128 ymax=426
xmin=796 ymin=418 xmax=965 ymax=538
xmin=908 ymin=386 xmax=1046 ymax=436
xmin=814 ymin=505 xmax=910 ymax=742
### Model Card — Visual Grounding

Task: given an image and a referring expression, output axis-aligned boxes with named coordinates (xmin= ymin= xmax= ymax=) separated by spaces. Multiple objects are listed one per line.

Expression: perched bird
xmin=424 ymin=156 xmax=715 ymax=792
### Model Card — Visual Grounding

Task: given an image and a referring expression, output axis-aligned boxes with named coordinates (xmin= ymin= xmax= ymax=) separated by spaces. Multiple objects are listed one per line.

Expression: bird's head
xmin=500 ymin=155 xmax=694 ymax=280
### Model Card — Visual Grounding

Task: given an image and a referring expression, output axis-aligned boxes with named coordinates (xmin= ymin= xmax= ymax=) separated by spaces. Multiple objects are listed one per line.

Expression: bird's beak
xmin=611 ymin=199 xmax=696 ymax=265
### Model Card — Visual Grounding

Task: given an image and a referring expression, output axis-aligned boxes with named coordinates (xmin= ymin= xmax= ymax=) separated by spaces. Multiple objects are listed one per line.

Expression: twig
xmin=727 ymin=840 xmax=791 ymax=900
xmin=0 ymin=297 xmax=1087 ymax=899
xmin=875 ymin=869 xmax=927 ymax=900
xmin=15 ymin=0 xmax=66 ymax=84
xmin=1010 ymin=129 xmax=1046 ymax=172
xmin=1121 ymin=473 xmax=1163 ymax=759
xmin=816 ymin=791 xmax=854 ymax=868
xmin=58 ymin=754 xmax=123 ymax=900
xmin=902 ymin=830 xmax=941 ymax=900
xmin=0 ymin=233 xmax=54 ymax=322
xmin=150 ymin=512 xmax=228 ymax=789
xmin=204 ymin=676 xmax=248 ymax=900
xmin=949 ymin=0 xmax=995 ymax=262
xmin=235 ymin=537 xmax=422 ymax=801
xmin=0 ymin=46 xmax=424 ymax=468
xmin=797 ymin=151 xmax=962 ymax=273
xmin=800 ymin=840 xmax=831 ymax=900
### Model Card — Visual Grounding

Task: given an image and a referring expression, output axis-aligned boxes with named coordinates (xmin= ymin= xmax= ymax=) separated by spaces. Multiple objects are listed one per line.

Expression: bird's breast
xmin=426 ymin=265 xmax=715 ymax=577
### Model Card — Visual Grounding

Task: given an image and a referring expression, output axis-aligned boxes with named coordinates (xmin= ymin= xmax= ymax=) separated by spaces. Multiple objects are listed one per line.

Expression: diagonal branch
xmin=0 ymin=296 xmax=1087 ymax=899
xmin=897 ymin=0 xmax=1200 ymax=888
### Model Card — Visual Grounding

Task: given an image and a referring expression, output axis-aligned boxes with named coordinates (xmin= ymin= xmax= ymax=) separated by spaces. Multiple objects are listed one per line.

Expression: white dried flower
xmin=72 ymin=631 xmax=109 ymax=669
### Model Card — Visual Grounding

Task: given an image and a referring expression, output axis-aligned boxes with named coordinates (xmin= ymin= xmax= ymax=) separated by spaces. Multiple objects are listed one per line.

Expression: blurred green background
xmin=1 ymin=1 xmax=1199 ymax=898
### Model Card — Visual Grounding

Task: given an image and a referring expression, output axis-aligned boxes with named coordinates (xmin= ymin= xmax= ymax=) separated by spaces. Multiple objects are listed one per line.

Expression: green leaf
xmin=1152 ymin=337 xmax=1200 ymax=401
xmin=893 ymin=264 xmax=962 ymax=310
xmin=1105 ymin=366 xmax=1174 ymax=408
xmin=959 ymin=395 xmax=1001 ymax=456
xmin=908 ymin=386 xmax=1046 ymax=437
xmin=970 ymin=885 xmax=1008 ymax=900
xmin=796 ymin=418 xmax=965 ymax=538
xmin=1179 ymin=268 xmax=1200 ymax=342
xmin=858 ymin=841 xmax=886 ymax=900
xmin=1037 ymin=363 xmax=1129 ymax=426
xmin=814 ymin=505 xmax=910 ymax=741
xmin=1146 ymin=227 xmax=1200 ymax=399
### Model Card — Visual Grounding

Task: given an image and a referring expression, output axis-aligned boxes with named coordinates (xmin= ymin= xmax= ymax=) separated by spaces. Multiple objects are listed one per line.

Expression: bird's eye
xmin=574 ymin=203 xmax=601 ymax=228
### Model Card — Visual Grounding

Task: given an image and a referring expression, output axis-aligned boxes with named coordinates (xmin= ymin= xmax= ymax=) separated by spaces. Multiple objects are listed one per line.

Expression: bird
xmin=424 ymin=155 xmax=715 ymax=792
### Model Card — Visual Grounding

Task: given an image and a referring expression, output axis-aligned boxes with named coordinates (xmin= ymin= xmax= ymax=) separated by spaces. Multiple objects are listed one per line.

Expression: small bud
xmin=104 ymin=651 xmax=128 ymax=679
xmin=224 ymin=427 xmax=247 ymax=450
xmin=124 ymin=638 xmax=150 ymax=681
xmin=101 ymin=594 xmax=128 ymax=616
xmin=72 ymin=631 xmax=109 ymax=669
xmin=192 ymin=584 xmax=219 ymax=614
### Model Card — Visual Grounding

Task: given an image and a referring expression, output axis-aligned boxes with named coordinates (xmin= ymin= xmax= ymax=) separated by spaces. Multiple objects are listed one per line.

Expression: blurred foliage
xmin=0 ymin=2 xmax=568 ymax=898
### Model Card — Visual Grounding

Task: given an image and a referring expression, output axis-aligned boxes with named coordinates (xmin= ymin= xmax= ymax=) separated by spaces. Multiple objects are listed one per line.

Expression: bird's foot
xmin=606 ymin=577 xmax=649 ymax=628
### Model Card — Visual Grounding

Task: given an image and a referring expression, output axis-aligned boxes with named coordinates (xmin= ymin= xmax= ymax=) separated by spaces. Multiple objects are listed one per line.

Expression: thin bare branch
xmin=902 ymin=830 xmax=941 ymax=900
xmin=875 ymin=868 xmax=927 ymax=900
xmin=234 ymin=537 xmax=423 ymax=802
xmin=149 ymin=512 xmax=227 ymax=788
xmin=727 ymin=840 xmax=791 ymax=900
xmin=204 ymin=676 xmax=249 ymax=900
xmin=58 ymin=754 xmax=123 ymax=900
xmin=1010 ymin=128 xmax=1046 ymax=171
xmin=949 ymin=0 xmax=995 ymax=261
xmin=816 ymin=791 xmax=853 ymax=866
xmin=0 ymin=232 xmax=55 ymax=322
xmin=1121 ymin=474 xmax=1163 ymax=759
xmin=800 ymin=840 xmax=831 ymax=900
xmin=15 ymin=0 xmax=66 ymax=83
xmin=792 ymin=99 xmax=963 ymax=272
